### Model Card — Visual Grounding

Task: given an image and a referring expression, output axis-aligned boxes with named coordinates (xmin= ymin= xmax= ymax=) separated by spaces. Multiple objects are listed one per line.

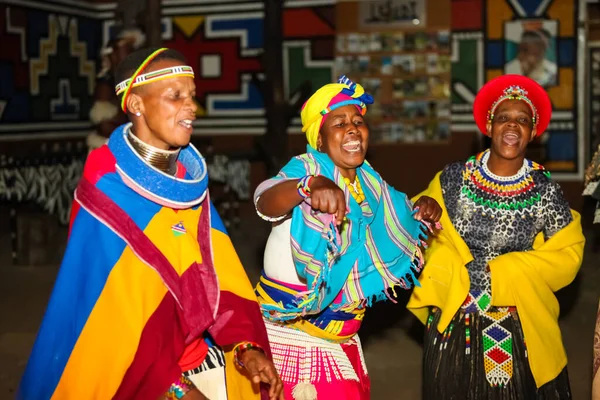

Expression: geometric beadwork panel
xmin=450 ymin=0 xmax=585 ymax=179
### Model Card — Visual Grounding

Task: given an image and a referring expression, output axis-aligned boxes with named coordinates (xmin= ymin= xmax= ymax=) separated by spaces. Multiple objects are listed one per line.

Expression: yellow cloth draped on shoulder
xmin=407 ymin=171 xmax=585 ymax=388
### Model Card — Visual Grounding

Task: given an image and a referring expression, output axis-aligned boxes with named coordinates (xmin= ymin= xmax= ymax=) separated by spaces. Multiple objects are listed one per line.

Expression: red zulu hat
xmin=473 ymin=74 xmax=552 ymax=137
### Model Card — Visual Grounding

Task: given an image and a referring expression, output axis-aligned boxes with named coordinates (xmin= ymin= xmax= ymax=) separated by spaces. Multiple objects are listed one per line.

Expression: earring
xmin=135 ymin=112 xmax=141 ymax=117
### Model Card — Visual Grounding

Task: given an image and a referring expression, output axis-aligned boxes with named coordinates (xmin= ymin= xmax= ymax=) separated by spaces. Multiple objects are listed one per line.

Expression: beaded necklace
xmin=460 ymin=150 xmax=547 ymax=218
xmin=343 ymin=176 xmax=365 ymax=204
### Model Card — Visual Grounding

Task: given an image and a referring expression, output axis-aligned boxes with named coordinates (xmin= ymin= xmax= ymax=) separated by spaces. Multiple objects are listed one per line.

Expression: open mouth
xmin=178 ymin=119 xmax=194 ymax=130
xmin=502 ymin=132 xmax=520 ymax=146
xmin=342 ymin=140 xmax=362 ymax=153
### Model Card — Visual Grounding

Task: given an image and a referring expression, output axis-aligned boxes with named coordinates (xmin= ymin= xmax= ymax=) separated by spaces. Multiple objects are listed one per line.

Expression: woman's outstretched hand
xmin=309 ymin=176 xmax=347 ymax=225
xmin=413 ymin=196 xmax=442 ymax=225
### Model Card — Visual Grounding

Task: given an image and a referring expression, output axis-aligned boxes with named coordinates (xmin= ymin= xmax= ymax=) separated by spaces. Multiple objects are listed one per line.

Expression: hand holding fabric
xmin=413 ymin=196 xmax=443 ymax=226
xmin=240 ymin=350 xmax=284 ymax=400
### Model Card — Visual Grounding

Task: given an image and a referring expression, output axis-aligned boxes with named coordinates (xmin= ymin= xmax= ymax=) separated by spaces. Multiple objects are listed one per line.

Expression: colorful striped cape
xmin=257 ymin=145 xmax=428 ymax=321
xmin=18 ymin=138 xmax=269 ymax=399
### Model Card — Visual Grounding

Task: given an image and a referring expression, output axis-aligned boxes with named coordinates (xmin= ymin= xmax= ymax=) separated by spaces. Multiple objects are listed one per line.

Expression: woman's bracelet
xmin=166 ymin=374 xmax=195 ymax=399
xmin=297 ymin=175 xmax=315 ymax=199
xmin=233 ymin=341 xmax=265 ymax=368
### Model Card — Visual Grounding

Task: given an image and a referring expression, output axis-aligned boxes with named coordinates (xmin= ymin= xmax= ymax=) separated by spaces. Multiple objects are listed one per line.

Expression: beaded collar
xmin=108 ymin=123 xmax=208 ymax=209
xmin=460 ymin=150 xmax=547 ymax=216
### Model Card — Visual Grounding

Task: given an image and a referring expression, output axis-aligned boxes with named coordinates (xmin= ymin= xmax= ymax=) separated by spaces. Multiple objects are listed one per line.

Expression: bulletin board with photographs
xmin=334 ymin=1 xmax=451 ymax=144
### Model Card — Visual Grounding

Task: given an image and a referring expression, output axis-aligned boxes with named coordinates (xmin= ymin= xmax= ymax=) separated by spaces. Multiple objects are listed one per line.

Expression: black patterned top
xmin=440 ymin=150 xmax=573 ymax=291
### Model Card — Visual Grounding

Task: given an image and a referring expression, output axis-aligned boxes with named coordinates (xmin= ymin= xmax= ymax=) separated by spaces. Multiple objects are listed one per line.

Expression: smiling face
xmin=486 ymin=99 xmax=537 ymax=161
xmin=126 ymin=58 xmax=197 ymax=149
xmin=317 ymin=105 xmax=369 ymax=176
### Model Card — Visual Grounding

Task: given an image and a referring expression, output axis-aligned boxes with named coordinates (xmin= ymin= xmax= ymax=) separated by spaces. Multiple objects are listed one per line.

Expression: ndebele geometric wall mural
xmin=450 ymin=0 xmax=586 ymax=180
xmin=0 ymin=0 xmax=335 ymax=140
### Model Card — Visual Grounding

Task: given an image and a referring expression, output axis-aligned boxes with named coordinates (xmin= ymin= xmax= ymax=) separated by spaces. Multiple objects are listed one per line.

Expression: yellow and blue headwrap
xmin=301 ymin=76 xmax=374 ymax=149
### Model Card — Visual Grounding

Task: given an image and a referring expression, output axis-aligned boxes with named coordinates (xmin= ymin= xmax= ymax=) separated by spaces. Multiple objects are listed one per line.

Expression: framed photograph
xmin=402 ymin=80 xmax=416 ymax=97
xmin=381 ymin=33 xmax=394 ymax=52
xmin=359 ymin=34 xmax=370 ymax=53
xmin=403 ymin=100 xmax=428 ymax=118
xmin=438 ymin=30 xmax=450 ymax=50
xmin=336 ymin=34 xmax=346 ymax=53
xmin=393 ymin=55 xmax=416 ymax=74
xmin=363 ymin=78 xmax=382 ymax=98
xmin=435 ymin=100 xmax=451 ymax=118
xmin=438 ymin=122 xmax=450 ymax=140
xmin=414 ymin=124 xmax=427 ymax=142
xmin=415 ymin=32 xmax=429 ymax=50
xmin=393 ymin=33 xmax=405 ymax=52
xmin=369 ymin=33 xmax=383 ymax=52
xmin=504 ymin=20 xmax=558 ymax=88
xmin=427 ymin=53 xmax=439 ymax=74
xmin=438 ymin=55 xmax=451 ymax=73
xmin=414 ymin=77 xmax=429 ymax=96
xmin=335 ymin=56 xmax=360 ymax=76
xmin=428 ymin=76 xmax=449 ymax=97
xmin=414 ymin=54 xmax=427 ymax=72
xmin=347 ymin=33 xmax=360 ymax=53
xmin=381 ymin=56 xmax=393 ymax=75
xmin=358 ymin=56 xmax=370 ymax=73
xmin=404 ymin=33 xmax=416 ymax=51
xmin=368 ymin=56 xmax=381 ymax=75
xmin=393 ymin=79 xmax=404 ymax=98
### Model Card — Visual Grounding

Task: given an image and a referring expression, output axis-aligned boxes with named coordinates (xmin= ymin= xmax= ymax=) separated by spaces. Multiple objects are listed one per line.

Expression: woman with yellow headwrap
xmin=252 ymin=76 xmax=442 ymax=399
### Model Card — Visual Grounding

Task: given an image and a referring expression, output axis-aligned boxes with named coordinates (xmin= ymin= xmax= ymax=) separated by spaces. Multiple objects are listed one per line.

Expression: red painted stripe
xmin=113 ymin=293 xmax=185 ymax=400
xmin=283 ymin=9 xmax=334 ymax=37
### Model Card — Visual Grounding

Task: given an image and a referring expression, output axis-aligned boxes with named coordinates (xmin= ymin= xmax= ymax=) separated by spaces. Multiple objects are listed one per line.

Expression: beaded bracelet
xmin=233 ymin=341 xmax=265 ymax=368
xmin=297 ymin=175 xmax=315 ymax=199
xmin=166 ymin=374 xmax=195 ymax=399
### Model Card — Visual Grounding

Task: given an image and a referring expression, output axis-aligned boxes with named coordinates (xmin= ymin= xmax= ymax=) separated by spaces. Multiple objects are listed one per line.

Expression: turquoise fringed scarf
xmin=261 ymin=146 xmax=427 ymax=321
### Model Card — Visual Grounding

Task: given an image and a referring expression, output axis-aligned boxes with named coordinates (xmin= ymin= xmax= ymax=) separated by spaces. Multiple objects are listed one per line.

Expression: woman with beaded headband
xmin=253 ymin=76 xmax=442 ymax=400
xmin=18 ymin=47 xmax=283 ymax=400
xmin=408 ymin=74 xmax=584 ymax=399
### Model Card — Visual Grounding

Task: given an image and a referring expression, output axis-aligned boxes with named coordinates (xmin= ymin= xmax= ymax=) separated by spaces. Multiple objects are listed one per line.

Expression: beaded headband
xmin=116 ymin=48 xmax=195 ymax=113
xmin=487 ymin=85 xmax=538 ymax=126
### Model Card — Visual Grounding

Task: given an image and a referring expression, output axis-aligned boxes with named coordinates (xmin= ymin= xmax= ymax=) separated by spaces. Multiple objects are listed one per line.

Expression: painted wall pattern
xmin=0 ymin=0 xmax=336 ymax=139
xmin=450 ymin=0 xmax=585 ymax=179
xmin=0 ymin=3 xmax=102 ymax=137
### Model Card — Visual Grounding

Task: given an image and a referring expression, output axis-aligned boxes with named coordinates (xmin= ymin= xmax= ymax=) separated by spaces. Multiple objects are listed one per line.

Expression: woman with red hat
xmin=407 ymin=74 xmax=585 ymax=398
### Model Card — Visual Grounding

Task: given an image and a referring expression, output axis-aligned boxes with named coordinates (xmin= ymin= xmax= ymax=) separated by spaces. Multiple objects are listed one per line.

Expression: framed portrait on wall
xmin=504 ymin=20 xmax=558 ymax=88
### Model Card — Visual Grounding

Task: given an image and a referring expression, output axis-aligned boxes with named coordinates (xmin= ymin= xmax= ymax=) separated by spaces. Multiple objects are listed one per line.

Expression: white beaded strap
xmin=255 ymin=196 xmax=288 ymax=222
xmin=115 ymin=65 xmax=194 ymax=95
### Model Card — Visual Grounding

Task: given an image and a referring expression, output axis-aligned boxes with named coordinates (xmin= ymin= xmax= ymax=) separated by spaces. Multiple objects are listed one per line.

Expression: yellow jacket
xmin=407 ymin=171 xmax=585 ymax=388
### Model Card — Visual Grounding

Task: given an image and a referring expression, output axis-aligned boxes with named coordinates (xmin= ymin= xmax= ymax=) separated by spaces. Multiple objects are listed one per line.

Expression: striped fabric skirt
xmin=184 ymin=345 xmax=227 ymax=400
xmin=264 ymin=319 xmax=370 ymax=400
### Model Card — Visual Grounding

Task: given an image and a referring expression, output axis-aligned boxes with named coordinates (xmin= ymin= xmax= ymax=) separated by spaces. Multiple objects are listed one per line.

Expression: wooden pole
xmin=145 ymin=0 xmax=162 ymax=47
xmin=261 ymin=0 xmax=288 ymax=175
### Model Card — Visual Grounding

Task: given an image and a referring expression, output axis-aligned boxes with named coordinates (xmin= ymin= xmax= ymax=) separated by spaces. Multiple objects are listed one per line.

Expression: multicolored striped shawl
xmin=258 ymin=146 xmax=427 ymax=321
xmin=18 ymin=125 xmax=269 ymax=400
